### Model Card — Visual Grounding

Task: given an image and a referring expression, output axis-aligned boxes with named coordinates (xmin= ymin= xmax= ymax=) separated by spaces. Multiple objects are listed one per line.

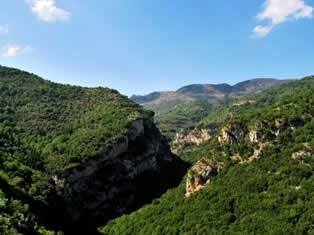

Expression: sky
xmin=0 ymin=0 xmax=314 ymax=96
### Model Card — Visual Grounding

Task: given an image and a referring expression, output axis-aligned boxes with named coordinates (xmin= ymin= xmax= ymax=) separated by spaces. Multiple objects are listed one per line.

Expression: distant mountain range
xmin=131 ymin=78 xmax=293 ymax=113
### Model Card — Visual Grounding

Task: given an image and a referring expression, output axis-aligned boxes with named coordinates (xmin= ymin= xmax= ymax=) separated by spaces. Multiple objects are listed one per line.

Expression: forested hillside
xmin=0 ymin=65 xmax=313 ymax=234
xmin=0 ymin=65 xmax=174 ymax=234
xmin=0 ymin=65 xmax=153 ymax=172
xmin=100 ymin=77 xmax=314 ymax=234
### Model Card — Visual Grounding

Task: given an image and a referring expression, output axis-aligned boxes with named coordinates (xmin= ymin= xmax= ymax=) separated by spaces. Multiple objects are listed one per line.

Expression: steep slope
xmin=130 ymin=78 xmax=292 ymax=114
xmin=100 ymin=77 xmax=314 ymax=234
xmin=0 ymin=65 xmax=181 ymax=234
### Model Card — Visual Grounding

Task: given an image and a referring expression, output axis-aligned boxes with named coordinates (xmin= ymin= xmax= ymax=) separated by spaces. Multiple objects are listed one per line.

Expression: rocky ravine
xmin=52 ymin=115 xmax=176 ymax=231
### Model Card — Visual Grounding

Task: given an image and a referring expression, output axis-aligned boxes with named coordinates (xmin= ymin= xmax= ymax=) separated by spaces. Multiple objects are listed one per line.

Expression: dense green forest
xmin=0 ymin=65 xmax=151 ymax=172
xmin=99 ymin=77 xmax=314 ymax=234
xmin=0 ymin=65 xmax=151 ymax=234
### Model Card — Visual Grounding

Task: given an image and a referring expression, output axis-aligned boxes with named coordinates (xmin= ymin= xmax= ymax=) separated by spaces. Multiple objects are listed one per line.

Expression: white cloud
xmin=0 ymin=25 xmax=9 ymax=34
xmin=26 ymin=0 xmax=71 ymax=23
xmin=253 ymin=0 xmax=313 ymax=37
xmin=2 ymin=45 xmax=33 ymax=57
xmin=253 ymin=25 xmax=273 ymax=37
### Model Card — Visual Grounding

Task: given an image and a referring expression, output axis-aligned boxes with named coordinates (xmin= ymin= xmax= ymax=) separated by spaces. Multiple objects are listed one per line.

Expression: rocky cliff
xmin=0 ymin=65 xmax=185 ymax=234
xmin=173 ymin=127 xmax=212 ymax=146
xmin=185 ymin=158 xmax=224 ymax=197
xmin=186 ymin=96 xmax=313 ymax=197
xmin=52 ymin=117 xmax=174 ymax=229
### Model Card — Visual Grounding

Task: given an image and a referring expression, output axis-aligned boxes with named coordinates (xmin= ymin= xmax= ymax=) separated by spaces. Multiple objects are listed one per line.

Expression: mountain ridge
xmin=131 ymin=78 xmax=292 ymax=103
xmin=130 ymin=78 xmax=293 ymax=114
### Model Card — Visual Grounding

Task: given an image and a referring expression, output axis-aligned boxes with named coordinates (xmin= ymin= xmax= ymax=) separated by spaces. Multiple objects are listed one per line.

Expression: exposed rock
xmin=230 ymin=153 xmax=242 ymax=162
xmin=185 ymin=158 xmax=224 ymax=197
xmin=248 ymin=130 xmax=259 ymax=143
xmin=232 ymin=100 xmax=255 ymax=106
xmin=248 ymin=122 xmax=263 ymax=143
xmin=271 ymin=118 xmax=304 ymax=137
xmin=291 ymin=151 xmax=312 ymax=160
xmin=173 ymin=127 xmax=212 ymax=146
xmin=218 ymin=125 xmax=244 ymax=144
xmin=222 ymin=118 xmax=304 ymax=145
xmin=275 ymin=119 xmax=282 ymax=129
xmin=246 ymin=143 xmax=268 ymax=163
xmin=294 ymin=186 xmax=302 ymax=191
xmin=53 ymin=117 xmax=174 ymax=225
xmin=218 ymin=127 xmax=235 ymax=144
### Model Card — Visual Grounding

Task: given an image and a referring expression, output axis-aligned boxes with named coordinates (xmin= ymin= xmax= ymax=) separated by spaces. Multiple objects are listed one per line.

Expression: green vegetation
xmin=133 ymin=79 xmax=291 ymax=116
xmin=0 ymin=65 xmax=150 ymax=234
xmin=0 ymin=186 xmax=54 ymax=235
xmin=201 ymin=76 xmax=314 ymax=127
xmin=154 ymin=77 xmax=313 ymax=145
xmin=136 ymin=79 xmax=295 ymax=144
xmin=143 ymin=97 xmax=189 ymax=114
xmin=99 ymin=76 xmax=314 ymax=234
xmin=101 ymin=148 xmax=314 ymax=234
xmin=0 ymin=65 xmax=150 ymax=172
xmin=0 ymin=64 xmax=313 ymax=234
xmin=155 ymin=100 xmax=214 ymax=141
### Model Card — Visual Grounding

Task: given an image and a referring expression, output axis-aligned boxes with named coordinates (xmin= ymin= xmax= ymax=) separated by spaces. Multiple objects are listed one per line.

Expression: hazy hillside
xmin=153 ymin=78 xmax=303 ymax=143
xmin=131 ymin=78 xmax=292 ymax=114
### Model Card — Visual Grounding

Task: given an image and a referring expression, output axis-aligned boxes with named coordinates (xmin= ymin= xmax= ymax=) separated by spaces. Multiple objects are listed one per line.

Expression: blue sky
xmin=0 ymin=0 xmax=314 ymax=96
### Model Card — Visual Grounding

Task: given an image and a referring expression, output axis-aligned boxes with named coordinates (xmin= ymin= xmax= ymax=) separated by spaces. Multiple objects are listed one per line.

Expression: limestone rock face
xmin=185 ymin=158 xmax=224 ymax=197
xmin=173 ymin=128 xmax=212 ymax=146
xmin=291 ymin=151 xmax=312 ymax=160
xmin=218 ymin=127 xmax=234 ymax=144
xmin=54 ymin=117 xmax=173 ymax=225
xmin=248 ymin=122 xmax=265 ymax=143
xmin=218 ymin=119 xmax=303 ymax=145
xmin=218 ymin=125 xmax=244 ymax=144
xmin=248 ymin=130 xmax=259 ymax=142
